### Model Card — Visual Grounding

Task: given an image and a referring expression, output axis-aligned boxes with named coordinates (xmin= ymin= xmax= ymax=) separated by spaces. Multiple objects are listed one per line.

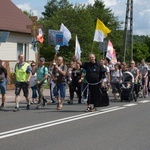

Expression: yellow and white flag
xmin=93 ymin=18 xmax=111 ymax=42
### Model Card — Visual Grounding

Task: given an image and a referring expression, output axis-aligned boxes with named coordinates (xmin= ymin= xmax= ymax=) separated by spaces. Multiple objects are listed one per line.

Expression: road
xmin=0 ymin=90 xmax=150 ymax=150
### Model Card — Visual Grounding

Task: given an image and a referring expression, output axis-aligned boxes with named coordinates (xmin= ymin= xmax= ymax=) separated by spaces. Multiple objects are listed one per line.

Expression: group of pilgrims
xmin=42 ymin=54 xmax=150 ymax=112
xmin=0 ymin=54 xmax=150 ymax=112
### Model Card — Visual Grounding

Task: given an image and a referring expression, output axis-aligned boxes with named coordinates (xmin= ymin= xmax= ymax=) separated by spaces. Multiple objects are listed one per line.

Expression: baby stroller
xmin=120 ymin=71 xmax=137 ymax=102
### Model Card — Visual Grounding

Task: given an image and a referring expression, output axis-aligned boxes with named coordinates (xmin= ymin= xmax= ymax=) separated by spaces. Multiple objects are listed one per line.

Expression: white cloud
xmin=15 ymin=0 xmax=150 ymax=35
xmin=87 ymin=0 xmax=150 ymax=35
xmin=16 ymin=3 xmax=38 ymax=17
xmin=102 ymin=0 xmax=117 ymax=7
xmin=88 ymin=0 xmax=117 ymax=6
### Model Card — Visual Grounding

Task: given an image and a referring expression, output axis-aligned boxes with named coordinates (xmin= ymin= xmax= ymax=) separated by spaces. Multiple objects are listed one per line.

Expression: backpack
xmin=0 ymin=67 xmax=7 ymax=81
xmin=43 ymin=66 xmax=49 ymax=81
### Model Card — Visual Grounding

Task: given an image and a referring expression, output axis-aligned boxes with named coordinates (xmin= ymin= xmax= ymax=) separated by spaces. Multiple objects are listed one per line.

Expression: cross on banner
xmin=26 ymin=16 xmax=43 ymax=63
xmin=26 ymin=16 xmax=43 ymax=37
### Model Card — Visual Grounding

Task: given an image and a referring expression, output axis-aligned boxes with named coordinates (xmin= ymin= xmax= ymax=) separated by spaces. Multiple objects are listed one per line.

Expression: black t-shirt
xmin=0 ymin=66 xmax=7 ymax=78
xmin=71 ymin=68 xmax=82 ymax=84
xmin=81 ymin=62 xmax=106 ymax=83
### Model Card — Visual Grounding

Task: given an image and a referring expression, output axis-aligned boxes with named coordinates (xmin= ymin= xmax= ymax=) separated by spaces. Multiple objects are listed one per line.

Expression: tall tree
xmin=42 ymin=0 xmax=72 ymax=19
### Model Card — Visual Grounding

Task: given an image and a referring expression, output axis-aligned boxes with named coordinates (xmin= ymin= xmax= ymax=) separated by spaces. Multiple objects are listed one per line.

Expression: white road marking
xmin=0 ymin=111 xmax=101 ymax=136
xmin=123 ymin=103 xmax=138 ymax=107
xmin=1 ymin=100 xmax=150 ymax=139
xmin=101 ymin=106 xmax=120 ymax=111
xmin=0 ymin=107 xmax=125 ymax=139
xmin=138 ymin=100 xmax=150 ymax=103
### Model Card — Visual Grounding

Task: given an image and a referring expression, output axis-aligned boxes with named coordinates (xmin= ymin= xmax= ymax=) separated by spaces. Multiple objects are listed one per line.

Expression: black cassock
xmin=82 ymin=62 xmax=109 ymax=107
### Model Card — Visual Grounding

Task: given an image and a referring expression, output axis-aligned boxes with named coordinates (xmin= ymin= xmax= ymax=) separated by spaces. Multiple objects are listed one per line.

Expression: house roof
xmin=0 ymin=0 xmax=32 ymax=34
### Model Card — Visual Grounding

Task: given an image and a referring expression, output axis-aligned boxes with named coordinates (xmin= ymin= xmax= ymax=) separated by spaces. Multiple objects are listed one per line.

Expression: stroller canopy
xmin=123 ymin=71 xmax=134 ymax=83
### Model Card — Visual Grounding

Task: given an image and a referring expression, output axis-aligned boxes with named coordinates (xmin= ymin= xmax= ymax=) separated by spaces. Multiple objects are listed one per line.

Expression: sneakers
xmin=0 ymin=103 xmax=4 ymax=110
xmin=82 ymin=99 xmax=87 ymax=104
xmin=68 ymin=100 xmax=73 ymax=104
xmin=43 ymin=98 xmax=48 ymax=106
xmin=26 ymin=104 xmax=30 ymax=110
xmin=36 ymin=104 xmax=41 ymax=109
xmin=51 ymin=99 xmax=56 ymax=104
xmin=78 ymin=101 xmax=81 ymax=104
xmin=31 ymin=101 xmax=34 ymax=104
xmin=13 ymin=107 xmax=20 ymax=112
xmin=43 ymin=101 xmax=47 ymax=107
xmin=144 ymin=94 xmax=149 ymax=98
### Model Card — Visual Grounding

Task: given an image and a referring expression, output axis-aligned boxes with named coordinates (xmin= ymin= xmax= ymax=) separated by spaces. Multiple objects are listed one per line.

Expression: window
xmin=17 ymin=43 xmax=23 ymax=55
xmin=17 ymin=43 xmax=29 ymax=61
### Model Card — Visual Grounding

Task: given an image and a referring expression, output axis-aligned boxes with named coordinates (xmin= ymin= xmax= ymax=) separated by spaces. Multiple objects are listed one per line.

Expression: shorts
xmin=53 ymin=83 xmax=66 ymax=98
xmin=15 ymin=82 xmax=29 ymax=97
xmin=142 ymin=76 xmax=148 ymax=87
xmin=111 ymin=82 xmax=121 ymax=94
xmin=0 ymin=80 xmax=6 ymax=95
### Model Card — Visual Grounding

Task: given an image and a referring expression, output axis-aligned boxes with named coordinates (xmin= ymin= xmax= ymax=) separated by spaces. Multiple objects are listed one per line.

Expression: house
xmin=0 ymin=0 xmax=36 ymax=72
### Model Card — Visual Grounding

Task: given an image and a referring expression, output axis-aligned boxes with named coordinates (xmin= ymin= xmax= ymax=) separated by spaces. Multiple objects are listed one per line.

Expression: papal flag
xmin=93 ymin=18 xmax=111 ymax=42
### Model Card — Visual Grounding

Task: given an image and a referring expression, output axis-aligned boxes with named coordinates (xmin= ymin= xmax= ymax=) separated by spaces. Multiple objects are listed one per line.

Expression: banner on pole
xmin=48 ymin=30 xmax=63 ymax=45
xmin=99 ymin=39 xmax=108 ymax=52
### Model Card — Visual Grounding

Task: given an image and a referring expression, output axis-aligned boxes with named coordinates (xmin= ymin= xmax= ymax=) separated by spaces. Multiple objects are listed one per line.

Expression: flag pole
xmin=91 ymin=41 xmax=95 ymax=53
xmin=53 ymin=53 xmax=57 ymax=64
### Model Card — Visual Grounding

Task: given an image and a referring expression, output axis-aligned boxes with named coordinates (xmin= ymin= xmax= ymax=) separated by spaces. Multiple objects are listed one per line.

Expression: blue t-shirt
xmin=37 ymin=66 xmax=48 ymax=84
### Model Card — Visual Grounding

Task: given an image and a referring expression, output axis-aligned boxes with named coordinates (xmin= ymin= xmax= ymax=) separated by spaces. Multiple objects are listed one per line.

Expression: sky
xmin=11 ymin=0 xmax=150 ymax=36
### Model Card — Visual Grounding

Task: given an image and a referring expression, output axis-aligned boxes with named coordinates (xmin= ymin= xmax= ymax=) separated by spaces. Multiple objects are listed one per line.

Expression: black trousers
xmin=70 ymin=82 xmax=82 ymax=102
xmin=134 ymin=83 xmax=139 ymax=96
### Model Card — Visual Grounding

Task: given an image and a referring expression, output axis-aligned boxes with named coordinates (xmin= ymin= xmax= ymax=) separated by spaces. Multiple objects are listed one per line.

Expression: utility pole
xmin=123 ymin=0 xmax=133 ymax=62
xmin=130 ymin=0 xmax=133 ymax=61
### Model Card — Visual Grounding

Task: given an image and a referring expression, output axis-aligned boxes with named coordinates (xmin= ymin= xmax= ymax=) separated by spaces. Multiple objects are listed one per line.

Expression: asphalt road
xmin=0 ymin=91 xmax=150 ymax=150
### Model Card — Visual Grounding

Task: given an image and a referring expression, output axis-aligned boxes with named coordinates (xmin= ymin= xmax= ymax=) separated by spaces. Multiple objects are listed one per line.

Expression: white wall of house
xmin=0 ymin=32 xmax=35 ymax=72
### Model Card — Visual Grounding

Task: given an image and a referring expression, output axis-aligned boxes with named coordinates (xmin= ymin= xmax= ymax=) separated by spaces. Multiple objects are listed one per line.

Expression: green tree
xmin=42 ymin=0 xmax=72 ymax=20
xmin=133 ymin=42 xmax=150 ymax=62
xmin=40 ymin=0 xmax=122 ymax=62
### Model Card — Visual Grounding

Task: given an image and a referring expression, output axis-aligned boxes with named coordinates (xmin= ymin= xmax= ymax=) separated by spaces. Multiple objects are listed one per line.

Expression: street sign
xmin=48 ymin=29 xmax=63 ymax=45
xmin=0 ymin=31 xmax=10 ymax=42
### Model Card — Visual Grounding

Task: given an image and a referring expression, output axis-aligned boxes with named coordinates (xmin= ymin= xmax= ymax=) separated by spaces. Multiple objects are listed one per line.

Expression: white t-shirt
xmin=139 ymin=64 xmax=149 ymax=76
xmin=104 ymin=65 xmax=110 ymax=82
xmin=30 ymin=73 xmax=37 ymax=87
xmin=111 ymin=70 xmax=123 ymax=83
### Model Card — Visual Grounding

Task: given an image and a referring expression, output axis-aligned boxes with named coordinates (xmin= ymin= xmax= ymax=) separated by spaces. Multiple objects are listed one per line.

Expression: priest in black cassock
xmin=74 ymin=54 xmax=109 ymax=112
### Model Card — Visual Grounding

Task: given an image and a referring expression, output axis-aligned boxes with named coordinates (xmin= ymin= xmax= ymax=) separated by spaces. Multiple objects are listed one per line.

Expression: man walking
xmin=74 ymin=54 xmax=109 ymax=112
xmin=13 ymin=54 xmax=32 ymax=112
xmin=51 ymin=56 xmax=67 ymax=110
xmin=36 ymin=57 xmax=48 ymax=109
xmin=139 ymin=59 xmax=149 ymax=98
